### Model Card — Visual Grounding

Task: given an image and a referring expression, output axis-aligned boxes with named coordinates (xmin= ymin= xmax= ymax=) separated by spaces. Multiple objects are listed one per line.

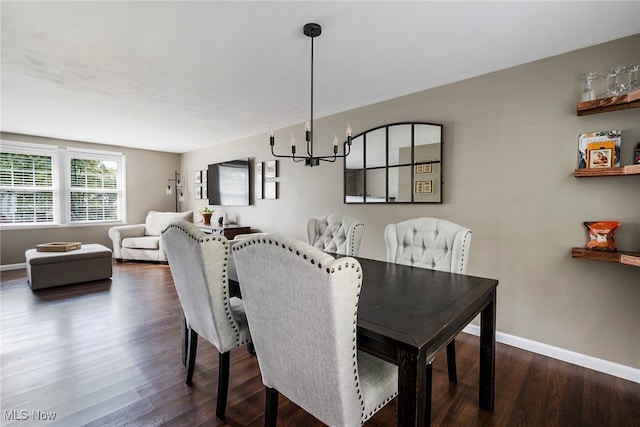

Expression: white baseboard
xmin=1 ymin=263 xmax=26 ymax=272
xmin=462 ymin=324 xmax=640 ymax=384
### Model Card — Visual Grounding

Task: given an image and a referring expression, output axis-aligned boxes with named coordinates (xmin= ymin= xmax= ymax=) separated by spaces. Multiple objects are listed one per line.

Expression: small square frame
xmin=265 ymin=160 xmax=278 ymax=178
xmin=265 ymin=181 xmax=278 ymax=199
xmin=588 ymin=148 xmax=613 ymax=168
xmin=414 ymin=180 xmax=433 ymax=194
xmin=415 ymin=163 xmax=432 ymax=174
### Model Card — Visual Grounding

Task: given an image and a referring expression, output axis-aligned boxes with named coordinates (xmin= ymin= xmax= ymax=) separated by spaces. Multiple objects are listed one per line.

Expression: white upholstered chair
xmin=108 ymin=210 xmax=193 ymax=262
xmin=162 ymin=221 xmax=251 ymax=419
xmin=384 ymin=217 xmax=472 ymax=384
xmin=306 ymin=212 xmax=365 ymax=256
xmin=232 ymin=234 xmax=398 ymax=426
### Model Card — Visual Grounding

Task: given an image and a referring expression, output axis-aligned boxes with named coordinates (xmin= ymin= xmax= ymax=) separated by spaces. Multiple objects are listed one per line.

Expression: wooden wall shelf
xmin=576 ymin=90 xmax=640 ymax=116
xmin=571 ymin=248 xmax=640 ymax=268
xmin=574 ymin=164 xmax=640 ymax=177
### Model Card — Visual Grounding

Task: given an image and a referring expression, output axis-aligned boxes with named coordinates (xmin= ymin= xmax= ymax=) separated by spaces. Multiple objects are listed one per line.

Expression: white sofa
xmin=108 ymin=211 xmax=193 ymax=262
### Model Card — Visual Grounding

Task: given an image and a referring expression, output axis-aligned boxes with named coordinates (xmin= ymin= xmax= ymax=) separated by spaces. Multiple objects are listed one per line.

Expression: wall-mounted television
xmin=207 ymin=158 xmax=250 ymax=206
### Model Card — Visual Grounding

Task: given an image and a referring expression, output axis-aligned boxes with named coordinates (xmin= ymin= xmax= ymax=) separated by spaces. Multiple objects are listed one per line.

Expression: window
xmin=0 ymin=142 xmax=59 ymax=225
xmin=0 ymin=141 xmax=125 ymax=227
xmin=67 ymin=150 xmax=124 ymax=223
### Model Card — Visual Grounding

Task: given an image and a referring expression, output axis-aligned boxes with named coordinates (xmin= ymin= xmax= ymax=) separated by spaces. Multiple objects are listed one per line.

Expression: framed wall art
xmin=265 ymin=181 xmax=278 ymax=199
xmin=415 ymin=163 xmax=432 ymax=174
xmin=256 ymin=161 xmax=263 ymax=199
xmin=414 ymin=180 xmax=433 ymax=194
xmin=265 ymin=160 xmax=278 ymax=178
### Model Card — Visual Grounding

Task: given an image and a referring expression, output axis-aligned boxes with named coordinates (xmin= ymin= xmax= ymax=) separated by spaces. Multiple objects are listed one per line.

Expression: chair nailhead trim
xmin=232 ymin=234 xmax=369 ymax=420
xmin=166 ymin=222 xmax=246 ymax=345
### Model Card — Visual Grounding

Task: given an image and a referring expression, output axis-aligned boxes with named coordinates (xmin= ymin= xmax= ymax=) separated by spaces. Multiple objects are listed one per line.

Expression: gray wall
xmin=181 ymin=35 xmax=640 ymax=369
xmin=0 ymin=133 xmax=180 ymax=265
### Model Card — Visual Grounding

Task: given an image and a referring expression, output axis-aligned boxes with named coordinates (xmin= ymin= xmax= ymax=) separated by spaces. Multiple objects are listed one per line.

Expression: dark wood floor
xmin=1 ymin=262 xmax=639 ymax=427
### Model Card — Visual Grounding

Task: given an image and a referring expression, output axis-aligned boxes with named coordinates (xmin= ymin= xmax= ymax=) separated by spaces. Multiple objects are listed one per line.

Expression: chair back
xmin=232 ymin=234 xmax=367 ymax=426
xmin=162 ymin=220 xmax=249 ymax=353
xmin=384 ymin=217 xmax=471 ymax=274
xmin=306 ymin=212 xmax=365 ymax=256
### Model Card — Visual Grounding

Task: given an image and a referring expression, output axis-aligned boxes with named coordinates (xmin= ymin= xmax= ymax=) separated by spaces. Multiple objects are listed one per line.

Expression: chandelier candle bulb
xmin=269 ymin=128 xmax=275 ymax=145
xmin=290 ymin=135 xmax=296 ymax=155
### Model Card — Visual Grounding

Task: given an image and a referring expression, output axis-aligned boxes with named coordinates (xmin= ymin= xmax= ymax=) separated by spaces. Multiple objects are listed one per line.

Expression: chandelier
xmin=269 ymin=23 xmax=352 ymax=167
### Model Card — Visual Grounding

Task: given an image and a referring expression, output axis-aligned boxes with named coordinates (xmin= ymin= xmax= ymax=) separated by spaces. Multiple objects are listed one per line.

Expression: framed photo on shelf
xmin=265 ymin=160 xmax=278 ymax=178
xmin=256 ymin=162 xmax=263 ymax=200
xmin=195 ymin=170 xmax=202 ymax=184
xmin=577 ymin=130 xmax=621 ymax=169
xmin=265 ymin=181 xmax=278 ymax=199
xmin=587 ymin=146 xmax=613 ymax=168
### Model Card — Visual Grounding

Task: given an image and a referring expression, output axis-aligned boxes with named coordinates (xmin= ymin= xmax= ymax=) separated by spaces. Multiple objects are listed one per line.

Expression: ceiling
xmin=2 ymin=1 xmax=639 ymax=154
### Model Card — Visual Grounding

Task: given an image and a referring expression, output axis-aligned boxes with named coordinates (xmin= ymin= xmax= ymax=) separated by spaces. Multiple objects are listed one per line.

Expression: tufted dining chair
xmin=233 ymin=234 xmax=398 ymax=426
xmin=306 ymin=212 xmax=365 ymax=256
xmin=162 ymin=221 xmax=252 ymax=419
xmin=384 ymin=217 xmax=472 ymax=385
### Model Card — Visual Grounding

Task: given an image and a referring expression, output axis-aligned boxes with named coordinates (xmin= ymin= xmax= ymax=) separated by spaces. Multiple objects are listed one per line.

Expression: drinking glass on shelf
xmin=624 ymin=63 xmax=639 ymax=92
xmin=609 ymin=66 xmax=627 ymax=96
xmin=580 ymin=72 xmax=598 ymax=101
xmin=600 ymin=72 xmax=616 ymax=98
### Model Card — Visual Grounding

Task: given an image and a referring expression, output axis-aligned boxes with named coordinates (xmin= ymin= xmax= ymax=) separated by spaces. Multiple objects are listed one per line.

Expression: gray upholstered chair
xmin=162 ymin=221 xmax=251 ymax=419
xmin=384 ymin=217 xmax=472 ymax=385
xmin=232 ymin=234 xmax=398 ymax=426
xmin=306 ymin=212 xmax=365 ymax=256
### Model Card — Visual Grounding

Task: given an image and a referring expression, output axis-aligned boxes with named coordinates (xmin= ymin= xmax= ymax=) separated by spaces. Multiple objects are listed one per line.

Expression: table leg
xmin=479 ymin=289 xmax=496 ymax=412
xmin=398 ymin=349 xmax=429 ymax=427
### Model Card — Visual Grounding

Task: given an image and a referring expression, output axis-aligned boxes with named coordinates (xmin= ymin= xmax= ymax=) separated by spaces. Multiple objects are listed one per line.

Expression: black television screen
xmin=207 ymin=158 xmax=250 ymax=206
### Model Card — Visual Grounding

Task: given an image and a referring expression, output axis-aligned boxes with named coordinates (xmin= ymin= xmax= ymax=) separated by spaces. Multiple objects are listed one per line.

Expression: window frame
xmin=64 ymin=147 xmax=127 ymax=226
xmin=0 ymin=140 xmax=60 ymax=228
xmin=0 ymin=140 xmax=126 ymax=230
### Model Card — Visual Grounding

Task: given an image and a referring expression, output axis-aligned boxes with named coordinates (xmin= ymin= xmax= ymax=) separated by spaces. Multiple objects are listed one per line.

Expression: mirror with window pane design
xmin=344 ymin=122 xmax=443 ymax=204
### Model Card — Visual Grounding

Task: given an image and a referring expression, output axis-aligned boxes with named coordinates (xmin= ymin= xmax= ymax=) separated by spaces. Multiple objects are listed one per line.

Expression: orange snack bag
xmin=583 ymin=221 xmax=620 ymax=251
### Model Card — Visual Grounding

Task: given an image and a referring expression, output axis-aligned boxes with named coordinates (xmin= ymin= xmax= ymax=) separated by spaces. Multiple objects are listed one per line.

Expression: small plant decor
xmin=198 ymin=206 xmax=214 ymax=224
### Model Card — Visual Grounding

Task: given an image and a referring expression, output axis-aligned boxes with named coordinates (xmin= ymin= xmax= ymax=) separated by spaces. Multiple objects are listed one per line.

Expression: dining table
xmin=342 ymin=254 xmax=498 ymax=427
xmin=223 ymin=251 xmax=498 ymax=427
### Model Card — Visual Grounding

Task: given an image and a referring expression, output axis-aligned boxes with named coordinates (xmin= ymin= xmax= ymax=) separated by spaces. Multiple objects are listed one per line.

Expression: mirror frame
xmin=343 ymin=122 xmax=443 ymax=204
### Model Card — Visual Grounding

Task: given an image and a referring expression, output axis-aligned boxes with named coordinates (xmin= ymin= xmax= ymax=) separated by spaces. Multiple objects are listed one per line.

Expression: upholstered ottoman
xmin=25 ymin=244 xmax=113 ymax=290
